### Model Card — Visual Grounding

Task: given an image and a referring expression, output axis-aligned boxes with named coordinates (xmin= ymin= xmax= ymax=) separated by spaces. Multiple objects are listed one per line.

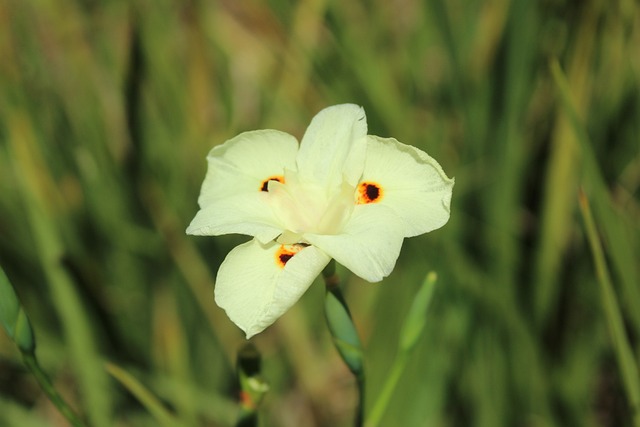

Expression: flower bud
xmin=324 ymin=286 xmax=364 ymax=378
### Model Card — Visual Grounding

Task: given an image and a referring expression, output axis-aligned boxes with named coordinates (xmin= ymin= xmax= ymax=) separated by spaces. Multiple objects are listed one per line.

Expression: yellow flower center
xmin=264 ymin=170 xmax=355 ymax=237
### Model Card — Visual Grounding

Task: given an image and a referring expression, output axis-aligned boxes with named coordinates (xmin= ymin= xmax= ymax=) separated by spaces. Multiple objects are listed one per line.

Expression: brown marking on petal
xmin=260 ymin=176 xmax=284 ymax=192
xmin=275 ymin=244 xmax=303 ymax=268
xmin=357 ymin=182 xmax=383 ymax=204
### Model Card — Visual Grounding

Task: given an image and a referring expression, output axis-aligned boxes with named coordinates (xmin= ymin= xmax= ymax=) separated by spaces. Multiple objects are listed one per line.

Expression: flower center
xmin=265 ymin=170 xmax=355 ymax=237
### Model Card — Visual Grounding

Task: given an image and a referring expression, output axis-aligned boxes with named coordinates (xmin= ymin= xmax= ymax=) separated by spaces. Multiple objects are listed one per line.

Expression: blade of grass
xmin=578 ymin=190 xmax=640 ymax=427
xmin=140 ymin=179 xmax=237 ymax=362
xmin=7 ymin=112 xmax=112 ymax=427
xmin=105 ymin=363 xmax=185 ymax=427
xmin=550 ymin=57 xmax=640 ymax=333
xmin=150 ymin=374 xmax=238 ymax=425
xmin=533 ymin=8 xmax=598 ymax=328
xmin=152 ymin=286 xmax=197 ymax=427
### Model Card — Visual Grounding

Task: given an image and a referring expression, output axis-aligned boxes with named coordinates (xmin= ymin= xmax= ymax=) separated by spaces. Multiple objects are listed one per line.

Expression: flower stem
xmin=22 ymin=353 xmax=88 ymax=427
xmin=366 ymin=272 xmax=437 ymax=427
xmin=1 ymin=266 xmax=87 ymax=427
xmin=365 ymin=353 xmax=406 ymax=427
xmin=323 ymin=261 xmax=365 ymax=427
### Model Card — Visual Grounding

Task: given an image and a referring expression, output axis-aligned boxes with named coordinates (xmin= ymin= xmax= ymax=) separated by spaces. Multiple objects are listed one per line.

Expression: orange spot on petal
xmin=260 ymin=176 xmax=284 ymax=192
xmin=275 ymin=244 xmax=303 ymax=268
xmin=357 ymin=182 xmax=383 ymax=204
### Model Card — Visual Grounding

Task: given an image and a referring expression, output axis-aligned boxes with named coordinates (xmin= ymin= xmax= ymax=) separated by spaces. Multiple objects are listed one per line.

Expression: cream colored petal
xmin=187 ymin=130 xmax=298 ymax=238
xmin=198 ymin=129 xmax=299 ymax=205
xmin=296 ymin=104 xmax=367 ymax=189
xmin=305 ymin=204 xmax=406 ymax=282
xmin=360 ymin=136 xmax=454 ymax=237
xmin=186 ymin=193 xmax=282 ymax=243
xmin=215 ymin=239 xmax=331 ymax=338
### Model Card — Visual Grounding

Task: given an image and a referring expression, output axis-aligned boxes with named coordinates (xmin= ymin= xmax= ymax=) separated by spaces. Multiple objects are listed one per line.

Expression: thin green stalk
xmin=579 ymin=191 xmax=640 ymax=427
xmin=366 ymin=272 xmax=437 ymax=427
xmin=365 ymin=353 xmax=407 ymax=427
xmin=22 ymin=354 xmax=87 ymax=427
xmin=1 ymin=266 xmax=87 ymax=427
xmin=0 ymin=266 xmax=35 ymax=354
xmin=323 ymin=261 xmax=365 ymax=427
xmin=106 ymin=363 xmax=182 ymax=427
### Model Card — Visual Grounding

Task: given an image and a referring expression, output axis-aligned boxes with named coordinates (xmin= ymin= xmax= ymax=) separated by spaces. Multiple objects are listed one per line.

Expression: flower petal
xmin=304 ymin=204 xmax=406 ymax=282
xmin=297 ymin=104 xmax=368 ymax=188
xmin=199 ymin=129 xmax=299 ymax=202
xmin=215 ymin=239 xmax=331 ymax=338
xmin=186 ymin=130 xmax=298 ymax=239
xmin=359 ymin=136 xmax=454 ymax=237
xmin=186 ymin=194 xmax=282 ymax=244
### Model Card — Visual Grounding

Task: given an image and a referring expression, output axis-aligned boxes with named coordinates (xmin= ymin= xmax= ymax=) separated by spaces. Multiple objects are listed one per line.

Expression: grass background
xmin=1 ymin=0 xmax=639 ymax=426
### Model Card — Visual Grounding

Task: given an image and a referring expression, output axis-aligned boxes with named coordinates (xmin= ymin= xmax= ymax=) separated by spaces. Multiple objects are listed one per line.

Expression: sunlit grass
xmin=1 ymin=1 xmax=639 ymax=426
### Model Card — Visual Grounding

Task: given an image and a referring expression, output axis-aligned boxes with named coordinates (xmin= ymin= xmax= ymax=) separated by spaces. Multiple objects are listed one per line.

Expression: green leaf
xmin=578 ymin=191 xmax=640 ymax=427
xmin=106 ymin=362 xmax=185 ymax=427
xmin=0 ymin=266 xmax=35 ymax=354
xmin=399 ymin=272 xmax=437 ymax=352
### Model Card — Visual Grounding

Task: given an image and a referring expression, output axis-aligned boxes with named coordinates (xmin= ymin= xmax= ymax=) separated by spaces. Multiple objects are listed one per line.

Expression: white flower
xmin=187 ymin=104 xmax=454 ymax=338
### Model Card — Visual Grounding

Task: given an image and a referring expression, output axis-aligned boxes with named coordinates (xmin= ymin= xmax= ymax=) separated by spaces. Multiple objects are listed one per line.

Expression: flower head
xmin=187 ymin=104 xmax=453 ymax=338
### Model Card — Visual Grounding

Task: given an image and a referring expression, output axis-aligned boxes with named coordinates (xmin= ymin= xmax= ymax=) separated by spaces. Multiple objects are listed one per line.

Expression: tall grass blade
xmin=7 ymin=113 xmax=112 ymax=427
xmin=578 ymin=191 xmax=640 ymax=427
xmin=106 ymin=363 xmax=184 ymax=427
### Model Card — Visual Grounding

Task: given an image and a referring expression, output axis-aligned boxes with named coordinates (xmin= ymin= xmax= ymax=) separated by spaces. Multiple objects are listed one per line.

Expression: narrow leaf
xmin=106 ymin=363 xmax=184 ymax=427
xmin=0 ymin=266 xmax=35 ymax=354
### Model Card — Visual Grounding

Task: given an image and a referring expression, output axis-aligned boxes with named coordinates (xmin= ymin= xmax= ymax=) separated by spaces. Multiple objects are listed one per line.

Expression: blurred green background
xmin=1 ymin=0 xmax=639 ymax=426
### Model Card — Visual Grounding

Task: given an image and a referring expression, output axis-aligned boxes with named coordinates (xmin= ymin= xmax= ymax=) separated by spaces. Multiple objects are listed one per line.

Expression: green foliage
xmin=0 ymin=266 xmax=35 ymax=354
xmin=0 ymin=0 xmax=639 ymax=426
xmin=399 ymin=272 xmax=437 ymax=353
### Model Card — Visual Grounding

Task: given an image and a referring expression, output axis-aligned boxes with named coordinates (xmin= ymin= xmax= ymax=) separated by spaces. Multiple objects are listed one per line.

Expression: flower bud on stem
xmin=323 ymin=260 xmax=365 ymax=427
xmin=0 ymin=266 xmax=87 ymax=427
xmin=366 ymin=272 xmax=437 ymax=427
xmin=236 ymin=343 xmax=268 ymax=427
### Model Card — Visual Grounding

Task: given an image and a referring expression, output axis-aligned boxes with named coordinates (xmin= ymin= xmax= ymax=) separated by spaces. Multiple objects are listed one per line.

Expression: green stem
xmin=365 ymin=353 xmax=407 ymax=427
xmin=366 ymin=272 xmax=438 ymax=427
xmin=22 ymin=353 xmax=88 ymax=427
